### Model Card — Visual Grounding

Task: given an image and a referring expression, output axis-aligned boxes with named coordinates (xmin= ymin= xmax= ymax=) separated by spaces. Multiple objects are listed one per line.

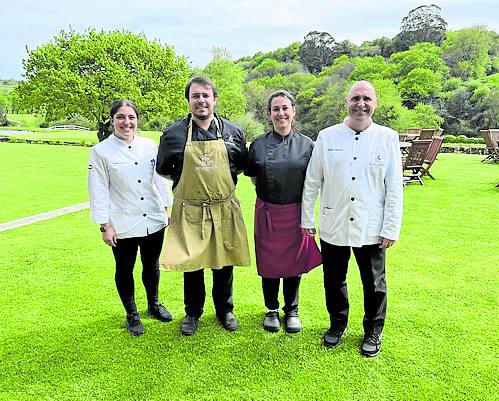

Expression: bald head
xmin=345 ymin=80 xmax=378 ymax=131
xmin=347 ymin=80 xmax=377 ymax=101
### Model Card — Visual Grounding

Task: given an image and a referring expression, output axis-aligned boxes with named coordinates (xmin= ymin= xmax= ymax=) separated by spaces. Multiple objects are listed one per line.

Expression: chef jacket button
xmin=352 ymin=177 xmax=355 ymax=180
xmin=135 ymin=162 xmax=138 ymax=165
xmin=143 ymin=213 xmax=147 ymax=217
xmin=138 ymin=180 xmax=141 ymax=183
xmin=350 ymin=217 xmax=354 ymax=221
xmin=355 ymin=137 xmax=359 ymax=140
xmin=128 ymin=146 xmax=132 ymax=149
xmin=141 ymin=197 xmax=144 ymax=200
xmin=351 ymin=197 xmax=354 ymax=201
xmin=353 ymin=157 xmax=357 ymax=160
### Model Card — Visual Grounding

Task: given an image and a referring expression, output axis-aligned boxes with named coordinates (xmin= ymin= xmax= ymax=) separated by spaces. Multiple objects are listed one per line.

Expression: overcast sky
xmin=1 ymin=0 xmax=497 ymax=80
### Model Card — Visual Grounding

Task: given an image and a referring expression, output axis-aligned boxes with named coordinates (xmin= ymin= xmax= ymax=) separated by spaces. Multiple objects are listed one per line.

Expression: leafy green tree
xmin=300 ymin=31 xmax=337 ymax=74
xmin=350 ymin=56 xmax=393 ymax=82
xmin=392 ymin=4 xmax=447 ymax=51
xmin=398 ymin=67 xmax=443 ymax=107
xmin=442 ymin=26 xmax=496 ymax=80
xmin=15 ymin=28 xmax=190 ymax=130
xmin=408 ymin=103 xmax=444 ymax=128
xmin=389 ymin=42 xmax=449 ymax=79
xmin=204 ymin=59 xmax=247 ymax=119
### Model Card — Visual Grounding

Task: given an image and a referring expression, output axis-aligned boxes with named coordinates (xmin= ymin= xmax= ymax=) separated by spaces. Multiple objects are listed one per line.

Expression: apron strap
xmin=187 ymin=116 xmax=222 ymax=142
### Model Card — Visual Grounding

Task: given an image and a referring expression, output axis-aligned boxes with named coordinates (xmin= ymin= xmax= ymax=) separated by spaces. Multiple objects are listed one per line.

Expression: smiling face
xmin=111 ymin=105 xmax=137 ymax=143
xmin=345 ymin=81 xmax=377 ymax=130
xmin=270 ymin=96 xmax=296 ymax=136
xmin=188 ymin=82 xmax=216 ymax=123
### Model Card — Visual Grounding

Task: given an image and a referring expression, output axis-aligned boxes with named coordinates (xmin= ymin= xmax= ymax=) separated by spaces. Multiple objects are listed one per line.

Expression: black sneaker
xmin=284 ymin=311 xmax=301 ymax=334
xmin=126 ymin=312 xmax=144 ymax=336
xmin=361 ymin=332 xmax=382 ymax=357
xmin=148 ymin=303 xmax=173 ymax=322
xmin=323 ymin=327 xmax=347 ymax=348
xmin=180 ymin=315 xmax=199 ymax=336
xmin=263 ymin=311 xmax=280 ymax=332
xmin=217 ymin=312 xmax=238 ymax=332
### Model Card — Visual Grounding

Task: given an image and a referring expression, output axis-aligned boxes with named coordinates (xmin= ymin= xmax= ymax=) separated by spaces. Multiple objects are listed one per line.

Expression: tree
xmin=15 ymin=28 xmax=191 ymax=130
xmin=398 ymin=67 xmax=443 ymax=108
xmin=442 ymin=26 xmax=496 ymax=80
xmin=389 ymin=42 xmax=449 ymax=79
xmin=204 ymin=59 xmax=247 ymax=119
xmin=392 ymin=4 xmax=447 ymax=52
xmin=300 ymin=31 xmax=337 ymax=74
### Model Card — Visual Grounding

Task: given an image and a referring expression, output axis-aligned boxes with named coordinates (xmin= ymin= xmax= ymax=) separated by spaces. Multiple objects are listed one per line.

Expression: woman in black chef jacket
xmin=245 ymin=90 xmax=321 ymax=333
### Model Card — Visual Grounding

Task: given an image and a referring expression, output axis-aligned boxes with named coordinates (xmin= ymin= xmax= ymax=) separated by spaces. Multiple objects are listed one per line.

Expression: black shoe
xmin=218 ymin=312 xmax=238 ymax=332
xmin=148 ymin=303 xmax=173 ymax=322
xmin=263 ymin=311 xmax=280 ymax=332
xmin=180 ymin=315 xmax=199 ymax=336
xmin=323 ymin=327 xmax=347 ymax=348
xmin=284 ymin=311 xmax=301 ymax=334
xmin=126 ymin=312 xmax=144 ymax=336
xmin=361 ymin=332 xmax=382 ymax=357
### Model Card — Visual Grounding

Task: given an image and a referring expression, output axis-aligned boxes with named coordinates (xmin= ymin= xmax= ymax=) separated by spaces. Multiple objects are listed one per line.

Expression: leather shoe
xmin=148 ymin=303 xmax=173 ymax=322
xmin=284 ymin=311 xmax=301 ymax=333
xmin=181 ymin=315 xmax=199 ymax=336
xmin=323 ymin=327 xmax=347 ymax=348
xmin=218 ymin=312 xmax=238 ymax=331
xmin=126 ymin=312 xmax=144 ymax=336
xmin=263 ymin=311 xmax=280 ymax=332
xmin=361 ymin=332 xmax=382 ymax=357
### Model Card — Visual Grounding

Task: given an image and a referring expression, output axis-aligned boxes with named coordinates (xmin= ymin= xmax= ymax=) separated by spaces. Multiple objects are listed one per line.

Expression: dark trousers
xmin=320 ymin=240 xmax=387 ymax=334
xmin=261 ymin=276 xmax=301 ymax=314
xmin=111 ymin=228 xmax=165 ymax=315
xmin=183 ymin=265 xmax=234 ymax=318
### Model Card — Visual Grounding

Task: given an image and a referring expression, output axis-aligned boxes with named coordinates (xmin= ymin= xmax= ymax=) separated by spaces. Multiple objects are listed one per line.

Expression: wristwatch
xmin=99 ymin=225 xmax=108 ymax=232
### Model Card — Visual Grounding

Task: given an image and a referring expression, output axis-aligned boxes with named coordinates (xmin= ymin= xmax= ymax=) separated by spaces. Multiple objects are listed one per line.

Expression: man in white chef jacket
xmin=301 ymin=80 xmax=403 ymax=357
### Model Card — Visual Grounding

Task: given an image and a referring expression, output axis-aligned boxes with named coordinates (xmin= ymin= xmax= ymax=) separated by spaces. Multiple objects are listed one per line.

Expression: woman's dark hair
xmin=184 ymin=76 xmax=218 ymax=100
xmin=110 ymin=99 xmax=139 ymax=119
xmin=267 ymin=90 xmax=296 ymax=113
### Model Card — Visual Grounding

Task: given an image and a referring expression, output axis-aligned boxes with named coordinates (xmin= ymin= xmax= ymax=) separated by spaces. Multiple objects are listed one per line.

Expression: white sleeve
xmin=301 ymin=133 xmax=324 ymax=228
xmin=154 ymin=173 xmax=173 ymax=207
xmin=380 ymin=132 xmax=404 ymax=240
xmin=88 ymin=148 xmax=110 ymax=225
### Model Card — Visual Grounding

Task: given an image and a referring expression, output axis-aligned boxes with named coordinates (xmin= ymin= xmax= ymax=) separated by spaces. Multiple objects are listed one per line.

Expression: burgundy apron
xmin=254 ymin=198 xmax=322 ymax=278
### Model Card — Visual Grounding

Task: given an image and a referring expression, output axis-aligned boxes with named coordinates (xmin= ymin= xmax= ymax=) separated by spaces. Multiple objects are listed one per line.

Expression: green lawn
xmin=0 ymin=150 xmax=498 ymax=400
xmin=6 ymin=113 xmax=45 ymax=128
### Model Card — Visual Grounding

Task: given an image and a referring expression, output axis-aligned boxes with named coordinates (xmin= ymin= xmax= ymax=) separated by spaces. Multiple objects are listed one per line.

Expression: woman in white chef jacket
xmin=88 ymin=99 xmax=173 ymax=336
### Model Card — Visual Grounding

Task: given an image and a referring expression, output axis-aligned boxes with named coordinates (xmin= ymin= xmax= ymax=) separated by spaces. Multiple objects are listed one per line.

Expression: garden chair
xmin=421 ymin=137 xmax=444 ymax=179
xmin=480 ymin=130 xmax=499 ymax=163
xmin=406 ymin=128 xmax=421 ymax=135
xmin=402 ymin=139 xmax=432 ymax=185
xmin=419 ymin=128 xmax=436 ymax=140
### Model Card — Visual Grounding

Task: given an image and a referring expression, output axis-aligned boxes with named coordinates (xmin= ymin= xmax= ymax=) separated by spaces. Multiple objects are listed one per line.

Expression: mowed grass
xmin=0 ymin=150 xmax=498 ymax=400
xmin=6 ymin=113 xmax=45 ymax=128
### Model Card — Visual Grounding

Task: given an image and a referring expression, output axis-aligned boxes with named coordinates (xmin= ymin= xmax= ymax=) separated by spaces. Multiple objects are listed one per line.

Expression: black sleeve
xmin=156 ymin=122 xmax=187 ymax=187
xmin=244 ymin=141 xmax=258 ymax=177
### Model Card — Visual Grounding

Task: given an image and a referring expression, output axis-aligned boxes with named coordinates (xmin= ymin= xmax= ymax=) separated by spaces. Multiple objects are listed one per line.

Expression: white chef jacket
xmin=88 ymin=134 xmax=172 ymax=239
xmin=301 ymin=122 xmax=403 ymax=247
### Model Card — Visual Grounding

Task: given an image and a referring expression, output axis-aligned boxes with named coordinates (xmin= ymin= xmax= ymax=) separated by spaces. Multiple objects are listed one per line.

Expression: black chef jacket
xmin=156 ymin=114 xmax=248 ymax=189
xmin=245 ymin=130 xmax=314 ymax=205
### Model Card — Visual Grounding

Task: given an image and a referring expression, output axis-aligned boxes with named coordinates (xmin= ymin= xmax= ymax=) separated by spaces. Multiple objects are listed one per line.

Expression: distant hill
xmin=0 ymin=80 xmax=18 ymax=94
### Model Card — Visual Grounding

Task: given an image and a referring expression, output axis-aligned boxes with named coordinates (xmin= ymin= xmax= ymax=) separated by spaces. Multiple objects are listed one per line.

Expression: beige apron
xmin=160 ymin=118 xmax=250 ymax=272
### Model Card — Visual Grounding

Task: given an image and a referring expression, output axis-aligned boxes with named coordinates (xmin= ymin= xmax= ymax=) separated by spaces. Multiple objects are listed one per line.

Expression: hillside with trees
xmin=4 ymin=5 xmax=498 ymax=138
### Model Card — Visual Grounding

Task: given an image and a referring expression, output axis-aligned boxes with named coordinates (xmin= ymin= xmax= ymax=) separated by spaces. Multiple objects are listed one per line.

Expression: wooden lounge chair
xmin=419 ymin=128 xmax=436 ymax=140
xmin=421 ymin=137 xmax=444 ymax=179
xmin=403 ymin=139 xmax=432 ymax=185
xmin=481 ymin=130 xmax=499 ymax=163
